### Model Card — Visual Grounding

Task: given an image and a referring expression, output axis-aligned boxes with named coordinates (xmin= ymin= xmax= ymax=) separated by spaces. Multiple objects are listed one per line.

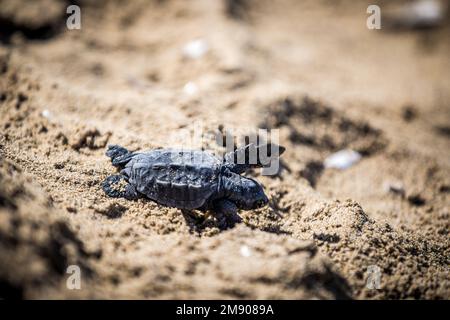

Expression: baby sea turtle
xmin=102 ymin=144 xmax=285 ymax=228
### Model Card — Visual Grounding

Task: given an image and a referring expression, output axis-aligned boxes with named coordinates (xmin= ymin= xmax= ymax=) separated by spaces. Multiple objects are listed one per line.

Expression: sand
xmin=0 ymin=0 xmax=449 ymax=299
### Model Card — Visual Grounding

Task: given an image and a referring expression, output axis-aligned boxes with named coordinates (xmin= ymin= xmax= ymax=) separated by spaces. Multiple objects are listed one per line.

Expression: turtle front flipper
xmin=214 ymin=199 xmax=242 ymax=229
xmin=223 ymin=143 xmax=285 ymax=174
xmin=102 ymin=174 xmax=139 ymax=200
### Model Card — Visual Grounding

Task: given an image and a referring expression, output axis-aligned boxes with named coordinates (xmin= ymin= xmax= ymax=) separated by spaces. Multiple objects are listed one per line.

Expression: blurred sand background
xmin=0 ymin=0 xmax=449 ymax=299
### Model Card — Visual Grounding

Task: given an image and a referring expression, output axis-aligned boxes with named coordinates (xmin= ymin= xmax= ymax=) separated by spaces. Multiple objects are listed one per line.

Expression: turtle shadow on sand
xmin=180 ymin=209 xmax=243 ymax=232
xmin=178 ymin=193 xmax=293 ymax=234
xmin=180 ymin=206 xmax=291 ymax=235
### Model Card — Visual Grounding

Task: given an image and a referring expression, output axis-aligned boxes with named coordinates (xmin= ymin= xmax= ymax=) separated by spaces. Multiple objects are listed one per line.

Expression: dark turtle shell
xmin=123 ymin=149 xmax=222 ymax=210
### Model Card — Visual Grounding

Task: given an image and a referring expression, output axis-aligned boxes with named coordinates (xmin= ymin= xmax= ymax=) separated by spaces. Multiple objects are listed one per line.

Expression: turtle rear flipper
xmin=106 ymin=145 xmax=135 ymax=167
xmin=102 ymin=174 xmax=139 ymax=200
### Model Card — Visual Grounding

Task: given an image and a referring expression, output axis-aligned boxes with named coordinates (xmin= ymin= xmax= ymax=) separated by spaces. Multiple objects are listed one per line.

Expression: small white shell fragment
xmin=182 ymin=39 xmax=209 ymax=59
xmin=324 ymin=149 xmax=361 ymax=170
xmin=387 ymin=0 xmax=445 ymax=29
xmin=183 ymin=82 xmax=198 ymax=96
xmin=41 ymin=109 xmax=51 ymax=119
xmin=383 ymin=181 xmax=405 ymax=196
xmin=407 ymin=0 xmax=444 ymax=25
xmin=239 ymin=245 xmax=252 ymax=258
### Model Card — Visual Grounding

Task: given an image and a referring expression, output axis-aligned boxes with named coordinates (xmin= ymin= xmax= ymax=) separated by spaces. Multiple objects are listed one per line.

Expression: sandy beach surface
xmin=0 ymin=0 xmax=449 ymax=299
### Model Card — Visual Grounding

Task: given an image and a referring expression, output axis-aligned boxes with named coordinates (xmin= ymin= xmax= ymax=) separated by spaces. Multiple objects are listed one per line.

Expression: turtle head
xmin=236 ymin=177 xmax=269 ymax=210
xmin=223 ymin=173 xmax=269 ymax=210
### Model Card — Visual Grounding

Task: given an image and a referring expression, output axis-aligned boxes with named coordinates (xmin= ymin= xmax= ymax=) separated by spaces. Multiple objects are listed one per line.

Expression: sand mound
xmin=0 ymin=158 xmax=98 ymax=299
